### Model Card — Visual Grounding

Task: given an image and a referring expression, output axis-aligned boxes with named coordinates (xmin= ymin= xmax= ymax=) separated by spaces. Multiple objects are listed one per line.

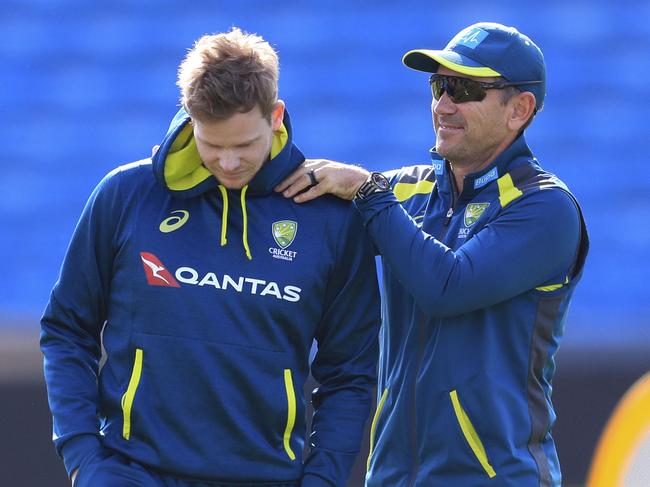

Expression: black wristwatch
xmin=355 ymin=172 xmax=391 ymax=200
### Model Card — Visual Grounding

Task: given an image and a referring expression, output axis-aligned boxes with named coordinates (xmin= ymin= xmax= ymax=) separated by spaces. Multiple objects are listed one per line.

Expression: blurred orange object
xmin=586 ymin=371 xmax=650 ymax=487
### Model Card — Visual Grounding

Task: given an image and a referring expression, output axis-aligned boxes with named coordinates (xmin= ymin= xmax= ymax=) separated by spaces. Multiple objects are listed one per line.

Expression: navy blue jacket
xmin=40 ymin=108 xmax=380 ymax=486
xmin=358 ymin=136 xmax=588 ymax=486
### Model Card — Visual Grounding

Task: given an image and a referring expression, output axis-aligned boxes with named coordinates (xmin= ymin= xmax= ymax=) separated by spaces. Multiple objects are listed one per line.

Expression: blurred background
xmin=1 ymin=0 xmax=649 ymax=485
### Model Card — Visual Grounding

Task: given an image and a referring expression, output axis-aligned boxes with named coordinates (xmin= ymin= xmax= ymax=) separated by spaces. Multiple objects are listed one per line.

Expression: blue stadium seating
xmin=1 ymin=0 xmax=649 ymax=352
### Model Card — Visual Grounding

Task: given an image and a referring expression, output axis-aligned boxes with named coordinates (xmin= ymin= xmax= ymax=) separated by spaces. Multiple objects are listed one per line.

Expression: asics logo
xmin=159 ymin=210 xmax=189 ymax=233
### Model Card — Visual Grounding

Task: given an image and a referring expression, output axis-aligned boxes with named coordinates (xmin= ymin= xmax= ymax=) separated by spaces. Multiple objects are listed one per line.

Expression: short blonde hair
xmin=177 ymin=27 xmax=279 ymax=121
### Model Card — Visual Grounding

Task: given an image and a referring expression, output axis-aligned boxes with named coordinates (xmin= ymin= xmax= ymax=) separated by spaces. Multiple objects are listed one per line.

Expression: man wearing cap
xmin=277 ymin=22 xmax=588 ymax=486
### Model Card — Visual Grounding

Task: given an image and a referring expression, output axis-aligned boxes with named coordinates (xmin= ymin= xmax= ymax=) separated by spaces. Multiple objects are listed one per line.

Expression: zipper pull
xmin=444 ymin=208 xmax=453 ymax=226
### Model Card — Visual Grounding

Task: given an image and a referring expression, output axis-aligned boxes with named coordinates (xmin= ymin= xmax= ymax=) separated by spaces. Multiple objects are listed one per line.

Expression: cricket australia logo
xmin=464 ymin=203 xmax=490 ymax=227
xmin=269 ymin=220 xmax=298 ymax=262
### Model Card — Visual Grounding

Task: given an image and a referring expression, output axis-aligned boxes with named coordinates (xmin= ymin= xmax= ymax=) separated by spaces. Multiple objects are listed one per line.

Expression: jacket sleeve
xmin=353 ymin=187 xmax=581 ymax=318
xmin=40 ymin=169 xmax=124 ymax=476
xmin=302 ymin=207 xmax=381 ymax=487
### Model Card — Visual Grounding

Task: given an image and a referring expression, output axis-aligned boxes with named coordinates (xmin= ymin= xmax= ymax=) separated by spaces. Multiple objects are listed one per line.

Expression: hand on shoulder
xmin=275 ymin=159 xmax=369 ymax=203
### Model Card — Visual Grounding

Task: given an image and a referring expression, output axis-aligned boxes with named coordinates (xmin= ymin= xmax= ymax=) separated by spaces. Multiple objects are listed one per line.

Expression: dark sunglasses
xmin=429 ymin=74 xmax=542 ymax=103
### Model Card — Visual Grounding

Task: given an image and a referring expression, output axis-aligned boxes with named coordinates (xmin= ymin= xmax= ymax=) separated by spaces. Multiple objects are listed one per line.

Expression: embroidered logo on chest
xmin=269 ymin=220 xmax=298 ymax=262
xmin=159 ymin=210 xmax=189 ymax=233
xmin=458 ymin=203 xmax=490 ymax=240
xmin=464 ymin=203 xmax=490 ymax=227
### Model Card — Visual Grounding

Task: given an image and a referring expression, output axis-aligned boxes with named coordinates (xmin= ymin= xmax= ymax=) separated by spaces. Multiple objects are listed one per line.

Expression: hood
xmin=151 ymin=107 xmax=305 ymax=261
xmin=152 ymin=107 xmax=305 ymax=199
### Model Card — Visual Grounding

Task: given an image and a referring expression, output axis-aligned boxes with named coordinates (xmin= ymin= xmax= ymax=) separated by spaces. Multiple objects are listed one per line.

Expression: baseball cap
xmin=403 ymin=22 xmax=546 ymax=109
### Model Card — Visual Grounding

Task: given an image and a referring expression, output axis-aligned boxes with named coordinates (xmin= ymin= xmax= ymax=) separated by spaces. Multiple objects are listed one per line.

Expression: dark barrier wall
xmin=2 ymin=332 xmax=650 ymax=486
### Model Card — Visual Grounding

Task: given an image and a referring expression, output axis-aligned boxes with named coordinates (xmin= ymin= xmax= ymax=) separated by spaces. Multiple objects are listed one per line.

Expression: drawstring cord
xmin=240 ymin=185 xmax=252 ymax=260
xmin=217 ymin=185 xmax=228 ymax=246
xmin=217 ymin=184 xmax=252 ymax=260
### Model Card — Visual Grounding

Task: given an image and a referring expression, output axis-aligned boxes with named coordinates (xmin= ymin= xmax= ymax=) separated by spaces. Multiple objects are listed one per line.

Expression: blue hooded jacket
xmin=41 ymin=108 xmax=380 ymax=486
xmin=357 ymin=135 xmax=588 ymax=487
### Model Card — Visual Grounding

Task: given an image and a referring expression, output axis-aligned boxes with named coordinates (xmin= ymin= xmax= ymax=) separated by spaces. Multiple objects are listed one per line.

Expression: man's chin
xmin=436 ymin=144 xmax=452 ymax=160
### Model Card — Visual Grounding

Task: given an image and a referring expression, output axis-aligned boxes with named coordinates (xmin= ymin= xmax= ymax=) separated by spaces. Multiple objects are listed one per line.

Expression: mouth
xmin=438 ymin=122 xmax=464 ymax=133
xmin=216 ymin=171 xmax=247 ymax=180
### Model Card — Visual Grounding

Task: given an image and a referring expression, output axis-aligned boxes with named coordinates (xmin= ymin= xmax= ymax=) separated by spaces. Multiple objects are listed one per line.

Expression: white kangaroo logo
xmin=140 ymin=255 xmax=170 ymax=285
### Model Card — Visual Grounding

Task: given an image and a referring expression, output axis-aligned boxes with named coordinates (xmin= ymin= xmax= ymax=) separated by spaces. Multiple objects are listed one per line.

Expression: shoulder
xmin=109 ymin=158 xmax=153 ymax=181
xmin=291 ymin=194 xmax=368 ymax=241
xmin=307 ymin=194 xmax=361 ymax=226
xmin=96 ymin=158 xmax=154 ymax=193
xmin=499 ymin=163 xmax=579 ymax=212
xmin=383 ymin=164 xmax=436 ymax=186
xmin=383 ymin=165 xmax=437 ymax=203
xmin=498 ymin=167 xmax=581 ymax=236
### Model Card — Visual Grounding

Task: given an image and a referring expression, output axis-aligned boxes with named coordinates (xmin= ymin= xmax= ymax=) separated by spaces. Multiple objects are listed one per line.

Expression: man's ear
xmin=508 ymin=92 xmax=536 ymax=132
xmin=271 ymin=100 xmax=286 ymax=131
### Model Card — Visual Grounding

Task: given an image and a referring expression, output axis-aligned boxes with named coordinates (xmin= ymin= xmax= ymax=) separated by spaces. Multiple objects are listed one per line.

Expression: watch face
xmin=372 ymin=173 xmax=390 ymax=190
xmin=356 ymin=172 xmax=390 ymax=200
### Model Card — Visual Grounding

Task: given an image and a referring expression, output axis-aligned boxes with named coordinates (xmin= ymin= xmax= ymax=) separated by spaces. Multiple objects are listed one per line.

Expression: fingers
xmin=292 ymin=181 xmax=328 ymax=204
xmin=276 ymin=159 xmax=369 ymax=203
xmin=275 ymin=159 xmax=328 ymax=193
xmin=303 ymin=160 xmax=327 ymax=170
xmin=280 ymin=171 xmax=314 ymax=199
xmin=151 ymin=145 xmax=160 ymax=157
xmin=275 ymin=165 xmax=307 ymax=193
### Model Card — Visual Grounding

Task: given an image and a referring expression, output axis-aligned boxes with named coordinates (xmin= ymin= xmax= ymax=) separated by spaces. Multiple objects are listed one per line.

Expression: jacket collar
xmin=430 ymin=134 xmax=535 ymax=200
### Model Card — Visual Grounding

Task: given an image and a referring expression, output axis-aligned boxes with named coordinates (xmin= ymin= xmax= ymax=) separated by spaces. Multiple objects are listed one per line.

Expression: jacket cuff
xmin=353 ymin=190 xmax=399 ymax=227
xmin=301 ymin=473 xmax=336 ymax=487
xmin=60 ymin=434 xmax=104 ymax=477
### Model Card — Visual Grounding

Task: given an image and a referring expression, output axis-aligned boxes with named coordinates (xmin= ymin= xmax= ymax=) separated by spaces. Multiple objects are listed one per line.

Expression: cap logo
xmin=453 ymin=27 xmax=489 ymax=50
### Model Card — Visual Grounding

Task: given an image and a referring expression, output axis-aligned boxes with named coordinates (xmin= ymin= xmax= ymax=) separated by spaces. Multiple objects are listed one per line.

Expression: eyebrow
xmin=197 ymin=134 xmax=262 ymax=148
xmin=234 ymin=136 xmax=261 ymax=147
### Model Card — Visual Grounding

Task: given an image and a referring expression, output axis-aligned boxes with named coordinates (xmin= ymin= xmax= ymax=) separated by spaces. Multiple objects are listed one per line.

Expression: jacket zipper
xmin=408 ymin=311 xmax=427 ymax=486
xmin=437 ymin=172 xmax=459 ymax=242
xmin=438 ymin=200 xmax=459 ymax=243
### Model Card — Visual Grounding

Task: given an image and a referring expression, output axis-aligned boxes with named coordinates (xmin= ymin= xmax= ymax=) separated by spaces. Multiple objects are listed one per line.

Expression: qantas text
xmin=175 ymin=266 xmax=302 ymax=302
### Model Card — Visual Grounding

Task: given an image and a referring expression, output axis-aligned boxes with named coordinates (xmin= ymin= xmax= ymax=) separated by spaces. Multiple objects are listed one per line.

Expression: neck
xmin=447 ymin=134 xmax=516 ymax=192
xmin=449 ymin=157 xmax=497 ymax=193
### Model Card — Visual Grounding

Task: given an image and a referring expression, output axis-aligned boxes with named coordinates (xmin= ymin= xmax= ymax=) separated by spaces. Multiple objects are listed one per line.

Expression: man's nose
xmin=218 ymin=151 xmax=241 ymax=172
xmin=433 ymin=91 xmax=456 ymax=115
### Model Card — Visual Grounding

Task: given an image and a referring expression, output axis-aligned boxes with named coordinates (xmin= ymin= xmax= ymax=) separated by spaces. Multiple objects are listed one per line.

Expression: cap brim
xmin=402 ymin=49 xmax=501 ymax=77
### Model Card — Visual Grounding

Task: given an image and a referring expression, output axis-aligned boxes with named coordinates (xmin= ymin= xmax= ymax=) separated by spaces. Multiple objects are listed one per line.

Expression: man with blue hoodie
xmin=41 ymin=28 xmax=380 ymax=487
xmin=278 ymin=23 xmax=589 ymax=486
